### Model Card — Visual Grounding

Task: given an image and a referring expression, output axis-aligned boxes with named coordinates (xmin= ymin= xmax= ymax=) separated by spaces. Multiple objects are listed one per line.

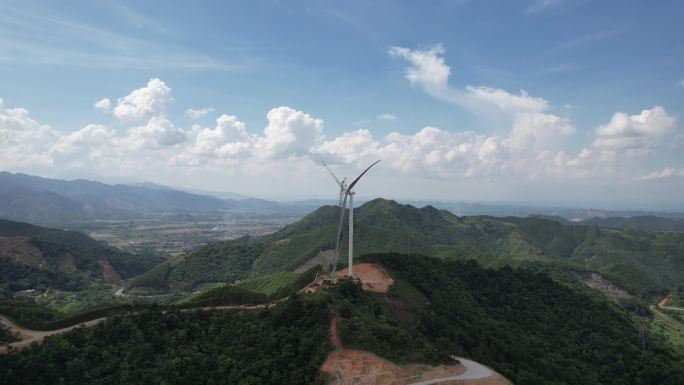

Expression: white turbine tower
xmin=322 ymin=162 xmax=348 ymax=273
xmin=342 ymin=160 xmax=380 ymax=278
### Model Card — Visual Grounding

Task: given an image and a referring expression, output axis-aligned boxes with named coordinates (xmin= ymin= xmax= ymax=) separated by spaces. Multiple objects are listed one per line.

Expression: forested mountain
xmin=339 ymin=254 xmax=683 ymax=385
xmin=407 ymin=200 xmax=684 ymax=221
xmin=2 ymin=254 xmax=682 ymax=385
xmin=0 ymin=220 xmax=163 ymax=296
xmin=0 ymin=299 xmax=332 ymax=384
xmin=0 ymin=171 xmax=283 ymax=225
xmin=131 ymin=199 xmax=684 ymax=299
xmin=578 ymin=215 xmax=684 ymax=231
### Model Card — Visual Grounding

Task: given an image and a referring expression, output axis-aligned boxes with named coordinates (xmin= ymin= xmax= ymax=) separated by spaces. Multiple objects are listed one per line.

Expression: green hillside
xmin=236 ymin=271 xmax=301 ymax=296
xmin=0 ymin=299 xmax=332 ymax=384
xmin=337 ymin=253 xmax=684 ymax=384
xmin=0 ymin=219 xmax=163 ymax=296
xmin=131 ymin=199 xmax=684 ymax=299
xmin=2 ymin=254 xmax=682 ymax=385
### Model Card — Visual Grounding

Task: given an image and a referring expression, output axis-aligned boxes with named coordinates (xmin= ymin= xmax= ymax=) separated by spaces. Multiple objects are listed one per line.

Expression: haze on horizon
xmin=1 ymin=0 xmax=683 ymax=209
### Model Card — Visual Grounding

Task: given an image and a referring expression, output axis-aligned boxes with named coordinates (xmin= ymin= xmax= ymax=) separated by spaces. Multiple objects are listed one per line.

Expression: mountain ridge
xmin=0 ymin=171 xmax=284 ymax=225
xmin=132 ymin=198 xmax=684 ymax=299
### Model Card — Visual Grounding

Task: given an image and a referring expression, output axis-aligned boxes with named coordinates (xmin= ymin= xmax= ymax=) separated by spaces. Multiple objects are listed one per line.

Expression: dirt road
xmin=0 ymin=315 xmax=106 ymax=353
xmin=408 ymin=358 xmax=496 ymax=385
xmin=0 ymin=301 xmax=276 ymax=354
xmin=656 ymin=293 xmax=684 ymax=312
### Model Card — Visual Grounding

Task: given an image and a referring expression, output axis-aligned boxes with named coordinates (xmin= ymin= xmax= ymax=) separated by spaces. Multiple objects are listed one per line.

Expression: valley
xmin=84 ymin=212 xmax=303 ymax=255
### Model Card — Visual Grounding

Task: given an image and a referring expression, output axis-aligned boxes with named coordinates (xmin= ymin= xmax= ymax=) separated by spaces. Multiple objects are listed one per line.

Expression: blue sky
xmin=1 ymin=0 xmax=683 ymax=207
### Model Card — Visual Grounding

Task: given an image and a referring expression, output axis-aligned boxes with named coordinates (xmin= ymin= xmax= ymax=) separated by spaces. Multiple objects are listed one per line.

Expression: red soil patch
xmin=336 ymin=263 xmax=395 ymax=293
xmin=322 ymin=349 xmax=466 ymax=385
xmin=322 ymin=314 xmax=466 ymax=385
xmin=97 ymin=260 xmax=121 ymax=283
xmin=658 ymin=292 xmax=672 ymax=307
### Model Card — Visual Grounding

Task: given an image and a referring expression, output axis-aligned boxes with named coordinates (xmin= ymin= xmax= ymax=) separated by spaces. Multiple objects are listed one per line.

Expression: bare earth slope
xmin=321 ymin=314 xmax=510 ymax=385
xmin=322 ymin=263 xmax=510 ymax=385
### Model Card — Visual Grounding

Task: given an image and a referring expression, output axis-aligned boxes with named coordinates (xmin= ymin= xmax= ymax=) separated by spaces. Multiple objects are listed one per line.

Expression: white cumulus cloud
xmin=175 ymin=114 xmax=254 ymax=165
xmin=94 ymin=98 xmax=112 ymax=112
xmin=123 ymin=116 xmax=185 ymax=149
xmin=0 ymin=98 xmax=58 ymax=167
xmin=592 ymin=106 xmax=676 ymax=150
xmin=51 ymin=124 xmax=114 ymax=155
xmin=112 ymin=78 xmax=172 ymax=121
xmin=466 ymin=87 xmax=548 ymax=112
xmin=389 ymin=45 xmax=450 ymax=97
xmin=185 ymin=107 xmax=215 ymax=119
xmin=1 ymin=72 xmax=681 ymax=193
xmin=255 ymin=106 xmax=324 ymax=159
xmin=390 ymin=46 xmax=577 ymax=169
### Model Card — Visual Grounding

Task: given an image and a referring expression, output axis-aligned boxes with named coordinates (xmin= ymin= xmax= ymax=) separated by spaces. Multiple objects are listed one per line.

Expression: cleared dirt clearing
xmin=336 ymin=263 xmax=395 ymax=293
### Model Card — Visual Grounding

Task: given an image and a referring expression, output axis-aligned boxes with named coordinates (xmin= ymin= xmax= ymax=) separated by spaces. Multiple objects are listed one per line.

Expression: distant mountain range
xmin=576 ymin=215 xmax=684 ymax=231
xmin=131 ymin=198 xmax=684 ymax=298
xmin=3 ymin=171 xmax=684 ymax=230
xmin=404 ymin=200 xmax=684 ymax=221
xmin=0 ymin=171 xmax=289 ymax=225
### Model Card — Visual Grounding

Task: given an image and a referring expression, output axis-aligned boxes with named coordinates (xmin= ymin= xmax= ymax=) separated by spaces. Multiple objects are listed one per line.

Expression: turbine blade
xmin=322 ymin=161 xmax=343 ymax=187
xmin=346 ymin=160 xmax=380 ymax=192
xmin=334 ymin=193 xmax=348 ymax=264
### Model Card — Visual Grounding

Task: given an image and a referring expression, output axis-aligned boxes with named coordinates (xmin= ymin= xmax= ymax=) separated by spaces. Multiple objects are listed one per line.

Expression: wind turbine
xmin=322 ymin=162 xmax=347 ymax=273
xmin=341 ymin=160 xmax=381 ymax=278
xmin=322 ymin=160 xmax=381 ymax=277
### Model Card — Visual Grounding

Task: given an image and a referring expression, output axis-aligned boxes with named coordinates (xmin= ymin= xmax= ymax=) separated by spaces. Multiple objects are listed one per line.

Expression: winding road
xmin=408 ymin=357 xmax=495 ymax=385
xmin=0 ymin=315 xmax=106 ymax=353
xmin=0 ymin=301 xmax=278 ymax=354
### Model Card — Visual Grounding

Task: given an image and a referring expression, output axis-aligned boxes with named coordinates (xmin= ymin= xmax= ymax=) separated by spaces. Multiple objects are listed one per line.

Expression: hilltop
xmin=130 ymin=198 xmax=684 ymax=299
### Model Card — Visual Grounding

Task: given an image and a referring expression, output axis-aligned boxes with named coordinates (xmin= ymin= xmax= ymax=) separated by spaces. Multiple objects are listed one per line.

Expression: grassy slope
xmin=651 ymin=308 xmax=684 ymax=356
xmin=236 ymin=272 xmax=300 ymax=296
